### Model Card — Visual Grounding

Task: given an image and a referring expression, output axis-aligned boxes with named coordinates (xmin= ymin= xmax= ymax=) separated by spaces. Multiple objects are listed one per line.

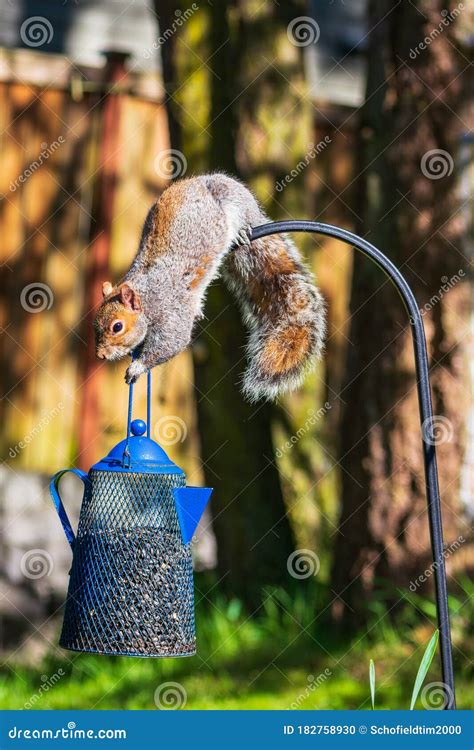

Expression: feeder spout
xmin=173 ymin=487 xmax=213 ymax=544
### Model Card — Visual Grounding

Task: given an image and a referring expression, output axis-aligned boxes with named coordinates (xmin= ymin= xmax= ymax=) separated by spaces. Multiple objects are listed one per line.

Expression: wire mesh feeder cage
xmin=50 ymin=372 xmax=212 ymax=658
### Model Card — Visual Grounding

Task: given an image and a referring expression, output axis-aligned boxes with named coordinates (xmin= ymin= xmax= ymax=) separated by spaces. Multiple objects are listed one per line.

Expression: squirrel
xmin=94 ymin=173 xmax=326 ymax=402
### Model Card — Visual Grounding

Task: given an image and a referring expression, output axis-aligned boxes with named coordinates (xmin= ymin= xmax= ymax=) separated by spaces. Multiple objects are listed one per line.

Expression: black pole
xmin=248 ymin=220 xmax=456 ymax=709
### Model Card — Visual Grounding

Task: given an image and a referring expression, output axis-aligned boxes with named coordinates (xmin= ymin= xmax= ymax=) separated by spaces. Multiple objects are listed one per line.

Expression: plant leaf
xmin=409 ymin=630 xmax=439 ymax=710
xmin=369 ymin=659 xmax=375 ymax=710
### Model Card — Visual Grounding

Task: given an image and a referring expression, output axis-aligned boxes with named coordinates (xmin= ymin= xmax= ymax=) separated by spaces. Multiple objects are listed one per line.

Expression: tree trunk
xmin=330 ymin=0 xmax=472 ymax=626
xmin=191 ymin=2 xmax=301 ymax=606
xmin=152 ymin=0 xmax=182 ymax=153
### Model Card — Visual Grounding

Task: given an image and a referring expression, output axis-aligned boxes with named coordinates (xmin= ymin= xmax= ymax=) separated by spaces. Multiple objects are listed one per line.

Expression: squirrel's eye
xmin=112 ymin=321 xmax=124 ymax=334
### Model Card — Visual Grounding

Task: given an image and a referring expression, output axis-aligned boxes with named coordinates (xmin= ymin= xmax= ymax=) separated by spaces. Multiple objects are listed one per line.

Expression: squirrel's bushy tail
xmin=224 ymin=230 xmax=326 ymax=402
xmin=205 ymin=174 xmax=326 ymax=402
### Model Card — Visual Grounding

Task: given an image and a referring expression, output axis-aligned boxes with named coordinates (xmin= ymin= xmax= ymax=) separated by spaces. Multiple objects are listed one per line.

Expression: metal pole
xmin=248 ymin=220 xmax=456 ymax=709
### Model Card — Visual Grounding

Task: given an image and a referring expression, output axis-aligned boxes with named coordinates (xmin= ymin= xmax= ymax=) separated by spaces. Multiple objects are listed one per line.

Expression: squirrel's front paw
xmin=125 ymin=360 xmax=147 ymax=385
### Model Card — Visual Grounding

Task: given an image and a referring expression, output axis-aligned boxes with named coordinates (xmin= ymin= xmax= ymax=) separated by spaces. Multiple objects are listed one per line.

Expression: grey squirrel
xmin=94 ymin=173 xmax=326 ymax=401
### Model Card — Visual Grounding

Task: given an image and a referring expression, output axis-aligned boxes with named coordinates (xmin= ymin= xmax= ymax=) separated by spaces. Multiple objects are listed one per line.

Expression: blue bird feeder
xmin=50 ymin=372 xmax=212 ymax=658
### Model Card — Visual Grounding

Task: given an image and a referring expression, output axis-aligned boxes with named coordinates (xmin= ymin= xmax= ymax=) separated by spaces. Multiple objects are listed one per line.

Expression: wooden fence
xmin=0 ymin=49 xmax=203 ymax=479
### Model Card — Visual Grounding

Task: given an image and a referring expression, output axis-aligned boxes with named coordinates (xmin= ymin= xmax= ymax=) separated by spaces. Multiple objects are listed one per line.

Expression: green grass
xmin=1 ymin=582 xmax=472 ymax=710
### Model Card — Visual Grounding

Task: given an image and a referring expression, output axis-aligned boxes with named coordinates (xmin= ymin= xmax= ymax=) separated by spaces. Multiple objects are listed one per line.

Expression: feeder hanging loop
xmin=122 ymin=368 xmax=152 ymax=468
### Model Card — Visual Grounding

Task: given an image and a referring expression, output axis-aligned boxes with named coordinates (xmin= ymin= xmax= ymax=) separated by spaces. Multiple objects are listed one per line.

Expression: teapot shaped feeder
xmin=50 ymin=372 xmax=212 ymax=658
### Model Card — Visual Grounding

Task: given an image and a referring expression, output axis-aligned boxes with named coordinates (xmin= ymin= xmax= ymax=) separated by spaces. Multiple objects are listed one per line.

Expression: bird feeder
xmin=50 ymin=372 xmax=212 ymax=658
xmin=50 ymin=219 xmax=456 ymax=709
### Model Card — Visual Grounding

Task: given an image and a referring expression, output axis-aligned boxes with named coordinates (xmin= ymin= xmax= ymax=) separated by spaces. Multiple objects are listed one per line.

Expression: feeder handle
xmin=49 ymin=469 xmax=90 ymax=551
xmin=123 ymin=368 xmax=152 ymax=466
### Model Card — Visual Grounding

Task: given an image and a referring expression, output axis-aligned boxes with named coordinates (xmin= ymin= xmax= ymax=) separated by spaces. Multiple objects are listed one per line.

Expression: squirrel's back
xmin=204 ymin=174 xmax=326 ymax=400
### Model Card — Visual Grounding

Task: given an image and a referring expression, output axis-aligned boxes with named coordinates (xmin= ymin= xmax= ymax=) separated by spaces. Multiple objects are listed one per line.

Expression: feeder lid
xmin=91 ymin=419 xmax=184 ymax=475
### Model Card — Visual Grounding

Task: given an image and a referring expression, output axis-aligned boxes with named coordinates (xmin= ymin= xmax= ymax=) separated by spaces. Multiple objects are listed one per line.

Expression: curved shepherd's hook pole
xmin=249 ymin=221 xmax=456 ymax=709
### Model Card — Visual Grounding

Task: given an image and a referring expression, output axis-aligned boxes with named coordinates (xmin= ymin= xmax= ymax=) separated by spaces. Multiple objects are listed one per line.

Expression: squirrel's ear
xmin=119 ymin=283 xmax=142 ymax=312
xmin=102 ymin=281 xmax=113 ymax=297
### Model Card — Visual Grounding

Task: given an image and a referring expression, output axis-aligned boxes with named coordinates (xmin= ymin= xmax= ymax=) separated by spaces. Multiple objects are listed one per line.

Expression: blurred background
xmin=0 ymin=0 xmax=473 ymax=710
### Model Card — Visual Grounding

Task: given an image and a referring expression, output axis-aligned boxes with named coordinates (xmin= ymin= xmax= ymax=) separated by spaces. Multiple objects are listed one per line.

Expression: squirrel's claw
xmin=234 ymin=226 xmax=253 ymax=248
xmin=125 ymin=360 xmax=147 ymax=385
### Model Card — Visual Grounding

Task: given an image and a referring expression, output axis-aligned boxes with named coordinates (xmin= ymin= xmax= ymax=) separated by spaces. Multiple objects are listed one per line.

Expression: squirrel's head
xmin=94 ymin=281 xmax=148 ymax=361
